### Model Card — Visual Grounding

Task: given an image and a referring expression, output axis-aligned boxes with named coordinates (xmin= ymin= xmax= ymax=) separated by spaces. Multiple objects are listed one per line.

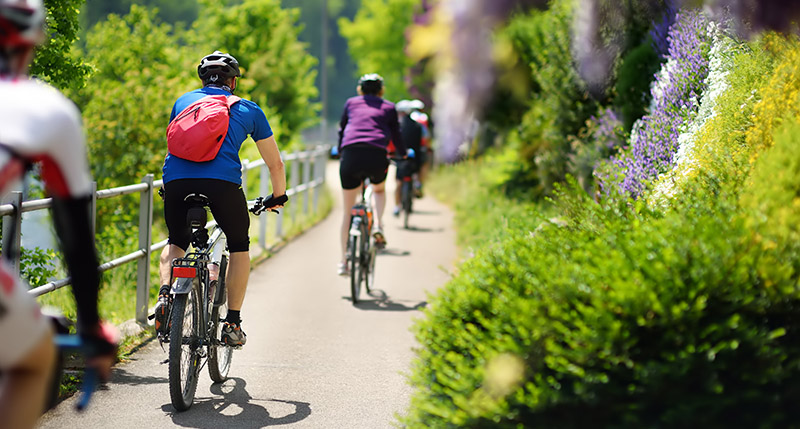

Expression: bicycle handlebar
xmin=249 ymin=193 xmax=288 ymax=215
xmin=53 ymin=335 xmax=98 ymax=411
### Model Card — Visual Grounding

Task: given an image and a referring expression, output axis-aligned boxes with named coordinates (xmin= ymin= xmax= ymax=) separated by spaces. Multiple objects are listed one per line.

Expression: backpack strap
xmin=227 ymin=95 xmax=241 ymax=108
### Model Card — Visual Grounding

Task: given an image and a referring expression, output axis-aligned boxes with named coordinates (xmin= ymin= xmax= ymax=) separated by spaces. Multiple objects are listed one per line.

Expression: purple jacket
xmin=338 ymin=95 xmax=406 ymax=153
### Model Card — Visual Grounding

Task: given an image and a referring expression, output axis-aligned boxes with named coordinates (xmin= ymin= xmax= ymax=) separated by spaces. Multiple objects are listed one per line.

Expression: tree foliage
xmin=281 ymin=0 xmax=360 ymax=122
xmin=75 ymin=5 xmax=195 ymax=190
xmin=81 ymin=0 xmax=199 ymax=29
xmin=196 ymin=0 xmax=319 ymax=144
xmin=30 ymin=0 xmax=91 ymax=91
xmin=338 ymin=0 xmax=417 ymax=101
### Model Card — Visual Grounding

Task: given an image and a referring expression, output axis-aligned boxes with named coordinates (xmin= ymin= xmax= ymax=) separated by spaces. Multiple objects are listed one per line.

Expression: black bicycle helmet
xmin=0 ymin=0 xmax=45 ymax=48
xmin=358 ymin=73 xmax=383 ymax=95
xmin=197 ymin=50 xmax=241 ymax=83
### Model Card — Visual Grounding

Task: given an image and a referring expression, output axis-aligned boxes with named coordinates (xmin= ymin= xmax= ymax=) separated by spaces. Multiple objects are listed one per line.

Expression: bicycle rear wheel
xmin=402 ymin=181 xmax=412 ymax=229
xmin=349 ymin=230 xmax=361 ymax=304
xmin=208 ymin=256 xmax=232 ymax=382
xmin=365 ymin=235 xmax=377 ymax=293
xmin=168 ymin=281 xmax=201 ymax=411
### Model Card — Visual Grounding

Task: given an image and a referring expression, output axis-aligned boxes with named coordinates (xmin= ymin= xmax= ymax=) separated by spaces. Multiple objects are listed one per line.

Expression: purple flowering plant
xmin=602 ymin=9 xmax=712 ymax=198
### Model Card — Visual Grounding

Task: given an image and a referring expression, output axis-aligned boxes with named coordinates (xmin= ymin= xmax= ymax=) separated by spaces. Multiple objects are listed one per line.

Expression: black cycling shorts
xmin=163 ymin=178 xmax=250 ymax=253
xmin=339 ymin=144 xmax=389 ymax=190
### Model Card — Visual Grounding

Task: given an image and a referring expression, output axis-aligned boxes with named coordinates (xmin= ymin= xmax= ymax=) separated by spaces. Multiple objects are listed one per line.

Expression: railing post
xmin=259 ymin=164 xmax=269 ymax=250
xmin=135 ymin=174 xmax=154 ymax=325
xmin=276 ymin=203 xmax=284 ymax=240
xmin=241 ymin=160 xmax=249 ymax=198
xmin=90 ymin=181 xmax=97 ymax=237
xmin=303 ymin=151 xmax=311 ymax=216
xmin=290 ymin=157 xmax=299 ymax=224
xmin=2 ymin=191 xmax=22 ymax=278
xmin=313 ymin=148 xmax=322 ymax=213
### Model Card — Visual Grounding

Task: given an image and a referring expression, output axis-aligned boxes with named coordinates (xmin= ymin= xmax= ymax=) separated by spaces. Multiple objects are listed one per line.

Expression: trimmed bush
xmin=404 ymin=177 xmax=800 ymax=427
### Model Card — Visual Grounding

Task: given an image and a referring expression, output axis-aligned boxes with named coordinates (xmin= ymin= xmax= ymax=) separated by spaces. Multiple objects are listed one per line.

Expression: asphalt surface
xmin=37 ymin=161 xmax=457 ymax=429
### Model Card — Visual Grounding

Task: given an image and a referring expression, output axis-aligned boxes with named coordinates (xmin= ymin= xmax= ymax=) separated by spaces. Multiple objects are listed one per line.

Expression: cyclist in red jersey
xmin=0 ymin=1 xmax=117 ymax=427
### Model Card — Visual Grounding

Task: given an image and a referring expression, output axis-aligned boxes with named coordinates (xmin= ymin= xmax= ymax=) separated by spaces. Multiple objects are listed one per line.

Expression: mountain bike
xmin=162 ymin=193 xmax=285 ymax=411
xmin=347 ymin=180 xmax=377 ymax=304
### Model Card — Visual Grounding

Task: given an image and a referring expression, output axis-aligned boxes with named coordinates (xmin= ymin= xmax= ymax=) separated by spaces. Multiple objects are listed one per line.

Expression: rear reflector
xmin=173 ymin=267 xmax=196 ymax=278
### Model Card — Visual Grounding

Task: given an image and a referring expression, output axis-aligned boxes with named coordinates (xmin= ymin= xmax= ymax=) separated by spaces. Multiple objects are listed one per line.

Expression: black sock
xmin=226 ymin=310 xmax=241 ymax=325
xmin=159 ymin=285 xmax=170 ymax=296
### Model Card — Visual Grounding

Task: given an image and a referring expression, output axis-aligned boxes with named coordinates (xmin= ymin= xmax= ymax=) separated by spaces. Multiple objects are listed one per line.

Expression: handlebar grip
xmin=250 ymin=194 xmax=288 ymax=215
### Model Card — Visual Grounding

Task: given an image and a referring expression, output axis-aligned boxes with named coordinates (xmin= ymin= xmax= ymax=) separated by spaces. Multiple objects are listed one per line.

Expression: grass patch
xmin=428 ymin=148 xmax=548 ymax=254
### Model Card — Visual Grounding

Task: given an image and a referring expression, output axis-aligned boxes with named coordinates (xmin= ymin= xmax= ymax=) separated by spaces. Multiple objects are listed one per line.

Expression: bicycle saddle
xmin=184 ymin=193 xmax=211 ymax=229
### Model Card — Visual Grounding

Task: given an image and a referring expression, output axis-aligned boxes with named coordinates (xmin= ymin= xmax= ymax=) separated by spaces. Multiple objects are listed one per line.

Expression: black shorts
xmin=163 ymin=178 xmax=250 ymax=252
xmin=339 ymin=145 xmax=389 ymax=190
xmin=395 ymin=158 xmax=419 ymax=180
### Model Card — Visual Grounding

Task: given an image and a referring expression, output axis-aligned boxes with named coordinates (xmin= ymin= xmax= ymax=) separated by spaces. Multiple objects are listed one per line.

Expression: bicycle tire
xmin=365 ymin=235 xmax=377 ymax=293
xmin=349 ymin=232 xmax=361 ymax=304
xmin=208 ymin=256 xmax=232 ymax=383
xmin=402 ymin=181 xmax=412 ymax=229
xmin=168 ymin=282 xmax=201 ymax=411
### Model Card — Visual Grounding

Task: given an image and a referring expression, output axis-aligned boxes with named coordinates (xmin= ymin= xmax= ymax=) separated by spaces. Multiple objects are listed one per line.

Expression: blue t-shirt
xmin=162 ymin=86 xmax=273 ymax=184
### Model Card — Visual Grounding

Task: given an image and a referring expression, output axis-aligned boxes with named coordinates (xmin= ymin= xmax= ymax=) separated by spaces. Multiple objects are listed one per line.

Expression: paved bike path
xmin=37 ymin=162 xmax=457 ymax=429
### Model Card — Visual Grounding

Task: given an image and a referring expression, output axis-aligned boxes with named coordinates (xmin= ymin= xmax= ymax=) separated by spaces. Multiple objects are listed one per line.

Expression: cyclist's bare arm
xmin=254 ymin=135 xmax=286 ymax=203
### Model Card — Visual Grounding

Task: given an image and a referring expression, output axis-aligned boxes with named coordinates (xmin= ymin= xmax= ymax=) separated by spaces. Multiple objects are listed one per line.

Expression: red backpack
xmin=166 ymin=94 xmax=241 ymax=162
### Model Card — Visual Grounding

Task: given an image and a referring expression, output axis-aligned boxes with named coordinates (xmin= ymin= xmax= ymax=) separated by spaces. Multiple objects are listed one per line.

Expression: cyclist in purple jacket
xmin=336 ymin=74 xmax=406 ymax=275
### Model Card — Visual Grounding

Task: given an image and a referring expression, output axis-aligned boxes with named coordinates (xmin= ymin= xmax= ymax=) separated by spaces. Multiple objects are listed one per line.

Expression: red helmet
xmin=0 ymin=0 xmax=45 ymax=48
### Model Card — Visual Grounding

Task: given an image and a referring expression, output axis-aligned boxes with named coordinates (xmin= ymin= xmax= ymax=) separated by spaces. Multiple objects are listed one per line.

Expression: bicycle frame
xmin=347 ymin=180 xmax=377 ymax=303
xmin=169 ymin=224 xmax=228 ymax=343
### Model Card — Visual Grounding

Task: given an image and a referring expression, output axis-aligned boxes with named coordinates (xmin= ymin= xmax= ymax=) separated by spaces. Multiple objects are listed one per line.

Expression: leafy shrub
xmin=567 ymin=108 xmax=626 ymax=195
xmin=613 ymin=40 xmax=662 ymax=131
xmin=404 ymin=178 xmax=800 ymax=427
xmin=739 ymin=117 xmax=800 ymax=283
xmin=503 ymin=1 xmax=598 ymax=197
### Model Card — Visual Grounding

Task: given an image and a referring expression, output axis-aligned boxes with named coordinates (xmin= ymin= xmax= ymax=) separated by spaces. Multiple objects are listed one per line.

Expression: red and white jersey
xmin=0 ymin=77 xmax=92 ymax=198
xmin=0 ymin=77 xmax=92 ymax=366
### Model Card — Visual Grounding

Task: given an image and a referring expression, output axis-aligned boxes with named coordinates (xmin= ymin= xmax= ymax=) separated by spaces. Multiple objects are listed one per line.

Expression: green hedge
xmin=405 ymin=175 xmax=800 ymax=427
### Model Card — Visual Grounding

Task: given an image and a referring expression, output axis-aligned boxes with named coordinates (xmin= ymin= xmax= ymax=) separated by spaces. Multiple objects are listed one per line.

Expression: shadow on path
xmin=163 ymin=378 xmax=311 ymax=428
xmin=378 ymin=248 xmax=411 ymax=257
xmin=401 ymin=225 xmax=444 ymax=233
xmin=112 ymin=367 xmax=168 ymax=387
xmin=343 ymin=289 xmax=427 ymax=312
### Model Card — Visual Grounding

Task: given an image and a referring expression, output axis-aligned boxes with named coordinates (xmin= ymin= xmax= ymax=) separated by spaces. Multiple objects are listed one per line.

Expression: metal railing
xmin=0 ymin=146 xmax=329 ymax=324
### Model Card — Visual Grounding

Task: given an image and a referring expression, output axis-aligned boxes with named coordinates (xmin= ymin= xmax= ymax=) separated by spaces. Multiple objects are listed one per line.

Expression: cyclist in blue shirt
xmin=157 ymin=51 xmax=287 ymax=347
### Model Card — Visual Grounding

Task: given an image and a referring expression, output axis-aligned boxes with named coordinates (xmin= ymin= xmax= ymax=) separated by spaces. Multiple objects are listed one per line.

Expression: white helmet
xmin=409 ymin=99 xmax=425 ymax=111
xmin=0 ymin=0 xmax=46 ymax=48
xmin=395 ymin=99 xmax=414 ymax=113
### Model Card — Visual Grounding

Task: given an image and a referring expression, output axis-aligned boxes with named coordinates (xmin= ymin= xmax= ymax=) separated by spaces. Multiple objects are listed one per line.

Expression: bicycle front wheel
xmin=402 ymin=181 xmax=412 ymax=229
xmin=168 ymin=282 xmax=201 ymax=411
xmin=208 ymin=256 xmax=232 ymax=382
